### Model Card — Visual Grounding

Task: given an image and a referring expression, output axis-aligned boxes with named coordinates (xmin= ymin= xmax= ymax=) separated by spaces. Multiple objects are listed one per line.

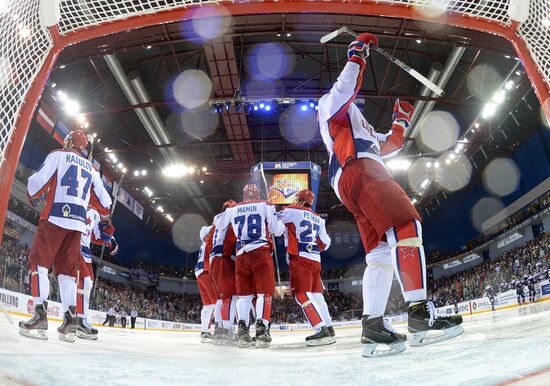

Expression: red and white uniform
xmin=279 ymin=205 xmax=331 ymax=263
xmin=214 ymin=201 xmax=285 ymax=256
xmin=318 ymin=59 xmax=406 ymax=202
xmin=27 ymin=150 xmax=112 ymax=233
xmin=195 ymin=226 xmax=217 ymax=306
xmin=81 ymin=207 xmax=101 ymax=264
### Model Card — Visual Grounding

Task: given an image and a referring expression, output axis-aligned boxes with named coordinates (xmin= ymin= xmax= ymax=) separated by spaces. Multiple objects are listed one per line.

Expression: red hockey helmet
xmin=295 ymin=189 xmax=315 ymax=206
xmin=223 ymin=199 xmax=237 ymax=211
xmin=243 ymin=184 xmax=261 ymax=201
xmin=64 ymin=130 xmax=88 ymax=151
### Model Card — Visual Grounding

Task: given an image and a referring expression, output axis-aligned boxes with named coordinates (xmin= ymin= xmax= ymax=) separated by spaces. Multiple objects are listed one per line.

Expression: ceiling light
xmin=144 ymin=187 xmax=153 ymax=197
xmin=188 ymin=166 xmax=196 ymax=174
xmin=200 ymin=180 xmax=204 ymax=184
xmin=146 ymin=45 xmax=152 ymax=49
xmin=426 ymin=161 xmax=432 ymax=168
xmin=133 ymin=170 xmax=139 ymax=177
xmin=286 ymin=33 xmax=291 ymax=37
xmin=122 ymin=167 xmax=127 ymax=174
xmin=157 ymin=205 xmax=164 ymax=213
xmin=92 ymin=132 xmax=97 ymax=138
xmin=474 ymin=122 xmax=480 ymax=129
xmin=449 ymin=153 xmax=457 ymax=160
xmin=412 ymin=198 xmax=418 ymax=204
xmin=434 ymin=161 xmax=440 ymax=168
xmin=445 ymin=158 xmax=451 ymax=165
xmin=51 ymin=82 xmax=56 ymax=88
xmin=420 ymin=178 xmax=430 ymax=189
xmin=416 ymin=39 xmax=422 ymax=44
xmin=202 ymin=166 xmax=207 ymax=172
xmin=63 ymin=100 xmax=80 ymax=116
xmin=59 ymin=64 xmax=66 ymax=69
xmin=76 ymin=115 xmax=86 ymax=124
xmin=117 ymin=163 xmax=123 ymax=169
xmin=492 ymin=90 xmax=506 ymax=104
xmin=141 ymin=169 xmax=147 ymax=176
xmin=505 ymin=80 xmax=514 ymax=90
xmin=481 ymin=102 xmax=497 ymax=119
xmin=163 ymin=164 xmax=187 ymax=178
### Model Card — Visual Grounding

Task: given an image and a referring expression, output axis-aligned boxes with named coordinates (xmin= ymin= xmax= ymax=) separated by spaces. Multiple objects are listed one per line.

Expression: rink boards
xmin=1 ymin=279 xmax=549 ymax=333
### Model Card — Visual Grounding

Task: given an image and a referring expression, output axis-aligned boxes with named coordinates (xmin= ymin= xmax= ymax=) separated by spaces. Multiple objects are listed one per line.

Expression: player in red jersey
xmin=214 ymin=184 xmax=285 ymax=348
xmin=195 ymin=225 xmax=217 ymax=343
xmin=209 ymin=200 xmax=238 ymax=345
xmin=318 ymin=32 xmax=463 ymax=356
xmin=279 ymin=189 xmax=335 ymax=346
xmin=20 ymin=130 xmax=112 ymax=342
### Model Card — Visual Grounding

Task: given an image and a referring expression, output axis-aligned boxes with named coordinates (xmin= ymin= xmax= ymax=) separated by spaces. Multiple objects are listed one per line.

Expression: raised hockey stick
xmin=91 ymin=174 xmax=124 ymax=300
xmin=259 ymin=165 xmax=283 ymax=294
xmin=320 ymin=27 xmax=445 ymax=97
xmin=87 ymin=134 xmax=95 ymax=161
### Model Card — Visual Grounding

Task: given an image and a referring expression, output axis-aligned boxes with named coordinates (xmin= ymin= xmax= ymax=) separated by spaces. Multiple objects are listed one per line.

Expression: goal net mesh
xmin=0 ymin=0 xmax=546 ymax=170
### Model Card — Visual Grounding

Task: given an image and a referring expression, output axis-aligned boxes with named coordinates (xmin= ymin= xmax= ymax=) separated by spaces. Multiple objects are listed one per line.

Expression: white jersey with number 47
xmin=27 ymin=150 xmax=112 ymax=233
xmin=214 ymin=200 xmax=285 ymax=256
xmin=279 ymin=205 xmax=331 ymax=263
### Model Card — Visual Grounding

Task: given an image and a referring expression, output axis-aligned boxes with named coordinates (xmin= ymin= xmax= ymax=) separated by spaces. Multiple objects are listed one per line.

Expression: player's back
xmin=229 ymin=200 xmax=282 ymax=255
xmin=279 ymin=205 xmax=330 ymax=262
xmin=27 ymin=149 xmax=110 ymax=233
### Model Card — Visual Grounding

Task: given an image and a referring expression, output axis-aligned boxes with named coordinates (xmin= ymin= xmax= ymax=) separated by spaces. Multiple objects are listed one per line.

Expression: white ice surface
xmin=1 ymin=302 xmax=550 ymax=386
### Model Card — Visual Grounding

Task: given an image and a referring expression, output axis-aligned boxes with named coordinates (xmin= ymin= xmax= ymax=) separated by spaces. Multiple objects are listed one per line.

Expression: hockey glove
xmin=347 ymin=33 xmax=379 ymax=62
xmin=99 ymin=221 xmax=115 ymax=243
xmin=392 ymin=99 xmax=414 ymax=129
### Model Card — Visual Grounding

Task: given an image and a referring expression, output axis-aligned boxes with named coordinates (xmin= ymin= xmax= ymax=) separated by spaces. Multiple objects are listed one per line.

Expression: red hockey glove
xmin=99 ymin=221 xmax=115 ymax=242
xmin=392 ymin=99 xmax=414 ymax=129
xmin=347 ymin=33 xmax=378 ymax=62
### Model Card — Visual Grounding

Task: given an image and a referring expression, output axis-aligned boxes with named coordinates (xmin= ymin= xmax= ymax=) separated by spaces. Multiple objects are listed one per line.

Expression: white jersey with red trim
xmin=214 ymin=200 xmax=285 ymax=256
xmin=318 ymin=59 xmax=407 ymax=201
xmin=279 ymin=205 xmax=331 ymax=263
xmin=209 ymin=213 xmax=225 ymax=260
xmin=195 ymin=225 xmax=213 ymax=278
xmin=80 ymin=207 xmax=101 ymax=263
xmin=27 ymin=150 xmax=112 ymax=232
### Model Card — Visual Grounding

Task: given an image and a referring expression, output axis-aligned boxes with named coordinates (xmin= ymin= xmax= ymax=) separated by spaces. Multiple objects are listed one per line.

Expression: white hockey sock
xmin=32 ymin=265 xmax=50 ymax=306
xmin=214 ymin=299 xmax=222 ymax=326
xmin=312 ymin=292 xmax=333 ymax=327
xmin=362 ymin=242 xmax=394 ymax=316
xmin=58 ymin=274 xmax=77 ymax=313
xmin=255 ymin=293 xmax=271 ymax=325
xmin=80 ymin=276 xmax=93 ymax=319
xmin=200 ymin=304 xmax=215 ymax=332
xmin=237 ymin=295 xmax=254 ymax=326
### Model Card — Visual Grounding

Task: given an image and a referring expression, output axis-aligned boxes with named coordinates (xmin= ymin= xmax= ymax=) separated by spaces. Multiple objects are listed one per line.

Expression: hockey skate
xmin=327 ymin=325 xmax=336 ymax=339
xmin=76 ymin=317 xmax=98 ymax=340
xmin=361 ymin=315 xmax=406 ymax=358
xmin=201 ymin=331 xmax=214 ymax=343
xmin=408 ymin=300 xmax=463 ymax=347
xmin=213 ymin=328 xmax=237 ymax=346
xmin=57 ymin=306 xmax=77 ymax=343
xmin=237 ymin=320 xmax=252 ymax=348
xmin=305 ymin=326 xmax=335 ymax=347
xmin=254 ymin=320 xmax=272 ymax=349
xmin=19 ymin=302 xmax=48 ymax=340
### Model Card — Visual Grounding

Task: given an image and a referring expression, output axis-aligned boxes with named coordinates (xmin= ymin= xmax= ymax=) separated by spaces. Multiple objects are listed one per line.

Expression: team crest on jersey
xmin=306 ymin=244 xmax=314 ymax=253
xmin=62 ymin=204 xmax=71 ymax=217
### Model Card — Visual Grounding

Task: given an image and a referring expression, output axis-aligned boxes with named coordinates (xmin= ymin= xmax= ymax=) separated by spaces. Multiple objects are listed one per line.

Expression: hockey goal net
xmin=0 ymin=0 xmax=548 ymax=231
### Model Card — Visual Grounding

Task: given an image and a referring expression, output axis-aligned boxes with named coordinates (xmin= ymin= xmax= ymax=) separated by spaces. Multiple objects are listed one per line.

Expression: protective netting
xmin=519 ymin=1 xmax=550 ymax=102
xmin=0 ymin=0 xmax=52 ymax=165
xmin=56 ymin=0 xmax=512 ymax=36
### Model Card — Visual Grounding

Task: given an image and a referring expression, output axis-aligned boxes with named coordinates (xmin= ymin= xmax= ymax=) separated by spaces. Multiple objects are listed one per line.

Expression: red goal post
xmin=0 ymin=0 xmax=548 ymax=242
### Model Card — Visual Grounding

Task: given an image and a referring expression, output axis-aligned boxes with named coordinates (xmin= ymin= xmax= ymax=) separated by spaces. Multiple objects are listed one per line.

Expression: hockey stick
xmin=320 ymin=27 xmax=445 ymax=97
xmin=259 ymin=165 xmax=283 ymax=295
xmin=91 ymin=174 xmax=124 ymax=300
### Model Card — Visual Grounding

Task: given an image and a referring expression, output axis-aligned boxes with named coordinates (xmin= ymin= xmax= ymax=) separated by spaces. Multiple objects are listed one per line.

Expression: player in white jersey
xmin=318 ymin=32 xmax=463 ymax=356
xmin=19 ymin=130 xmax=112 ymax=342
xmin=195 ymin=225 xmax=217 ymax=343
xmin=279 ymin=189 xmax=335 ymax=346
xmin=213 ymin=184 xmax=285 ymax=348
xmin=75 ymin=203 xmax=115 ymax=340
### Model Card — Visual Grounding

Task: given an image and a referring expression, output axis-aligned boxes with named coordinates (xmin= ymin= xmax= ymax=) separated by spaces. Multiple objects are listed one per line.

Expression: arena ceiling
xmin=32 ymin=11 xmax=542 ymax=229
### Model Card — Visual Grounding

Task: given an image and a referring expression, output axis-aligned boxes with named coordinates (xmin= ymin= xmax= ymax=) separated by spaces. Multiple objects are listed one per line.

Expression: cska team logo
xmin=270 ymin=179 xmax=298 ymax=199
xmin=62 ymin=204 xmax=71 ymax=217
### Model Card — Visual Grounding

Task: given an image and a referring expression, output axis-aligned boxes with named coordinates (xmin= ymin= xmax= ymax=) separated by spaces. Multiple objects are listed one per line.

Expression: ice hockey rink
xmin=0 ymin=301 xmax=549 ymax=386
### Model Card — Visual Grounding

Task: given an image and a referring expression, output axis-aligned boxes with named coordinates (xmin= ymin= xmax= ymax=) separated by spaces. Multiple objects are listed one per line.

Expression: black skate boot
xmin=201 ymin=331 xmax=214 ymax=343
xmin=83 ymin=318 xmax=98 ymax=335
xmin=76 ymin=317 xmax=98 ymax=340
xmin=361 ymin=315 xmax=406 ymax=357
xmin=237 ymin=320 xmax=252 ymax=348
xmin=57 ymin=306 xmax=77 ymax=343
xmin=305 ymin=326 xmax=335 ymax=347
xmin=255 ymin=320 xmax=272 ymax=349
xmin=327 ymin=325 xmax=336 ymax=338
xmin=19 ymin=301 xmax=48 ymax=340
xmin=408 ymin=300 xmax=463 ymax=347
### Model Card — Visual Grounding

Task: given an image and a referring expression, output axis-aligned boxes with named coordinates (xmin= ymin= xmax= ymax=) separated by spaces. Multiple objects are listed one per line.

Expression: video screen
xmin=266 ymin=173 xmax=310 ymax=204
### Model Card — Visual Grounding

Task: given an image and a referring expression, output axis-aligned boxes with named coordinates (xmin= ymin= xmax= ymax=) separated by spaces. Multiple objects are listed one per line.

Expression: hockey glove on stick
xmin=347 ymin=32 xmax=378 ymax=62
xmin=392 ymin=99 xmax=414 ymax=129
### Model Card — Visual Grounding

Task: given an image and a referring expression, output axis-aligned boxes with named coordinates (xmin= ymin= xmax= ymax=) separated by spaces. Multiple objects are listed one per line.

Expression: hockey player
xmin=515 ymin=278 xmax=526 ymax=305
xmin=214 ymin=184 xmax=285 ymax=348
xmin=195 ymin=225 xmax=217 ymax=343
xmin=279 ymin=189 xmax=335 ymax=346
xmin=75 ymin=201 xmax=115 ymax=340
xmin=20 ymin=130 xmax=112 ymax=342
xmin=499 ymin=281 xmax=509 ymax=293
xmin=527 ymin=275 xmax=536 ymax=303
xmin=484 ymin=284 xmax=496 ymax=311
xmin=317 ymin=32 xmax=463 ymax=356
xmin=209 ymin=200 xmax=238 ymax=345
